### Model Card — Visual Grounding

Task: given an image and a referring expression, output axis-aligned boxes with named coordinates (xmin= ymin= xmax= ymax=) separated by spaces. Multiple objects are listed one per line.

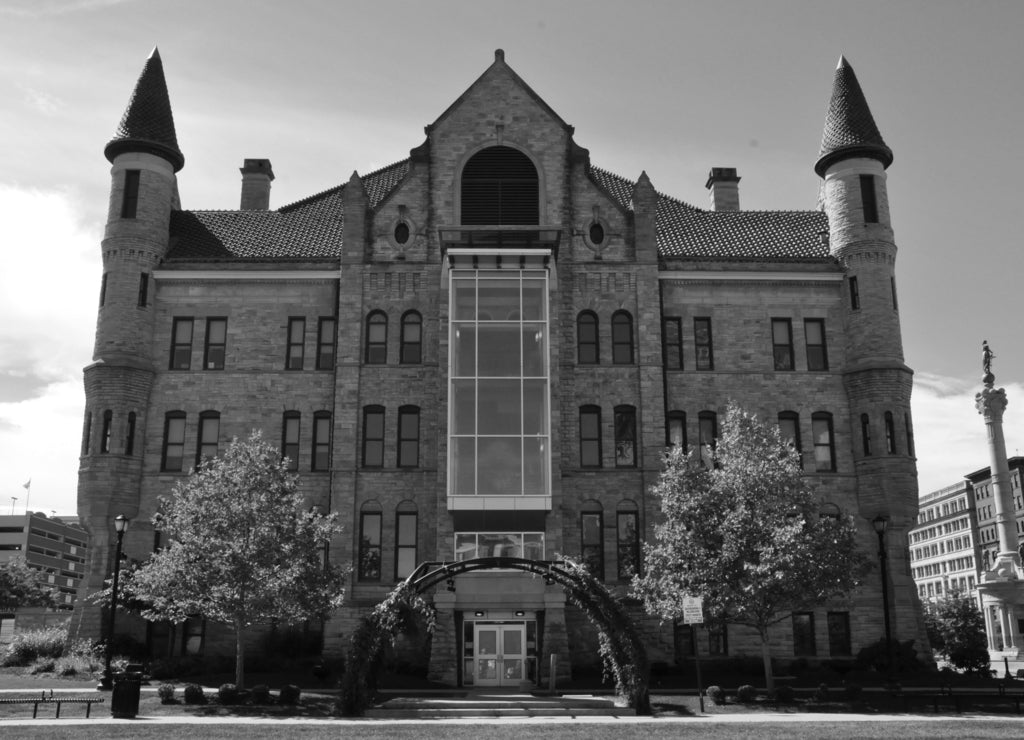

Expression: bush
xmin=813 ymin=682 xmax=830 ymax=702
xmin=149 ymin=656 xmax=206 ymax=680
xmin=1 ymin=626 xmax=69 ymax=667
xmin=54 ymin=653 xmax=101 ymax=676
xmin=735 ymin=684 xmax=758 ymax=702
xmin=158 ymin=684 xmax=176 ymax=704
xmin=250 ymin=684 xmax=271 ymax=704
xmin=769 ymin=685 xmax=794 ymax=703
xmin=855 ymin=638 xmax=927 ymax=676
xmin=279 ymin=684 xmax=301 ymax=705
xmin=218 ymin=683 xmax=240 ymax=705
xmin=29 ymin=658 xmax=57 ymax=674
xmin=183 ymin=683 xmax=207 ymax=705
xmin=706 ymin=685 xmax=725 ymax=705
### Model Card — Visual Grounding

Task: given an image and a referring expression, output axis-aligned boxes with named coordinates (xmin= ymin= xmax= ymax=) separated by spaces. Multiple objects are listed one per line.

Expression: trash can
xmin=110 ymin=671 xmax=142 ymax=718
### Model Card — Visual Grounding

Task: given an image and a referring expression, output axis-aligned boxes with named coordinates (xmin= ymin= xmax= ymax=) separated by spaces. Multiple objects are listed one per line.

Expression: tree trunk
xmin=235 ymin=619 xmax=245 ymax=689
xmin=760 ymin=628 xmax=775 ymax=692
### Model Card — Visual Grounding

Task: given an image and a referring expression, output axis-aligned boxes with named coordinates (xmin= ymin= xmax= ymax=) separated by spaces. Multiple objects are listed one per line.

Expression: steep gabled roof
xmin=105 ymin=48 xmax=184 ymax=171
xmin=815 ymin=56 xmax=892 ymax=177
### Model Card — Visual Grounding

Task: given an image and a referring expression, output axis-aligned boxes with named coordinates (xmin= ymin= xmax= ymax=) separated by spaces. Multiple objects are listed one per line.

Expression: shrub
xmin=736 ymin=684 xmax=758 ymax=702
xmin=183 ymin=683 xmax=207 ymax=705
xmin=218 ymin=683 xmax=240 ymax=705
xmin=1 ymin=626 xmax=68 ymax=667
xmin=813 ymin=682 xmax=830 ymax=702
xmin=54 ymin=653 xmax=101 ymax=676
xmin=250 ymin=684 xmax=271 ymax=704
xmin=706 ymin=685 xmax=725 ymax=705
xmin=279 ymin=684 xmax=301 ymax=705
xmin=769 ymin=685 xmax=794 ymax=703
xmin=29 ymin=658 xmax=57 ymax=674
xmin=158 ymin=684 xmax=176 ymax=704
xmin=149 ymin=656 xmax=206 ymax=680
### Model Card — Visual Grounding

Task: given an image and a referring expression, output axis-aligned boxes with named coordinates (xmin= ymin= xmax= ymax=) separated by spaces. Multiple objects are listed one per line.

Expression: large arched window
xmin=460 ymin=146 xmax=539 ymax=225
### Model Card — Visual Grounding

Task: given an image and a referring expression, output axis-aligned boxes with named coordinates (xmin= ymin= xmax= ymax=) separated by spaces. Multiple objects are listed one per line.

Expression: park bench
xmin=0 ymin=691 xmax=104 ymax=718
xmin=893 ymin=685 xmax=1023 ymax=715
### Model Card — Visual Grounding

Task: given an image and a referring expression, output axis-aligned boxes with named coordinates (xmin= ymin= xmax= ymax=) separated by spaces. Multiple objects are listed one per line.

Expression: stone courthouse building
xmin=75 ymin=48 xmax=927 ymax=684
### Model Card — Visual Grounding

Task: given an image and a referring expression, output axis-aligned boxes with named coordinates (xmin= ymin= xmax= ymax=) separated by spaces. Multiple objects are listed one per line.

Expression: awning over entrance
xmin=439 ymin=226 xmax=562 ymax=261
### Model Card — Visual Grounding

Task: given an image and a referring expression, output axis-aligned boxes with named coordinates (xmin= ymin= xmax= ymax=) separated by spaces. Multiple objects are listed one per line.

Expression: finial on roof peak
xmin=149 ymin=46 xmax=161 ymax=60
xmin=495 ymin=49 xmax=505 ymax=63
xmin=837 ymin=54 xmax=848 ymax=69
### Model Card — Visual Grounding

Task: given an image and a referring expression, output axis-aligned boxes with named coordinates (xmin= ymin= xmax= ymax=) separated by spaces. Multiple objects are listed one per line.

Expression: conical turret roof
xmin=104 ymin=48 xmax=184 ymax=171
xmin=814 ymin=56 xmax=892 ymax=177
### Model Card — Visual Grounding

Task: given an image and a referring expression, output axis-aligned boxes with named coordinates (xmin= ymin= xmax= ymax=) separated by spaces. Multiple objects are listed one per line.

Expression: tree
xmin=923 ymin=592 xmax=989 ymax=674
xmin=633 ymin=403 xmax=868 ymax=690
xmin=124 ymin=431 xmax=347 ymax=688
xmin=0 ymin=557 xmax=56 ymax=610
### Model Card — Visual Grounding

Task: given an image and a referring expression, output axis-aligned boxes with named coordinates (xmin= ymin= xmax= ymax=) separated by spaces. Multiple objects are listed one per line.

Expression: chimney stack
xmin=705 ymin=167 xmax=740 ymax=211
xmin=240 ymin=159 xmax=275 ymax=210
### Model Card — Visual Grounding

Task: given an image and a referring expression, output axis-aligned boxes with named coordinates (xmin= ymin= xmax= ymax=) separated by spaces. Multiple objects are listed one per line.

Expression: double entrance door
xmin=473 ymin=622 xmax=526 ymax=687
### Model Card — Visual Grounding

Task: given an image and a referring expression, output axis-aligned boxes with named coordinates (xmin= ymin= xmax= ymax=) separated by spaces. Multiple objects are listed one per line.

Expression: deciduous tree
xmin=634 ymin=403 xmax=867 ymax=690
xmin=0 ymin=557 xmax=56 ymax=610
xmin=923 ymin=592 xmax=989 ymax=675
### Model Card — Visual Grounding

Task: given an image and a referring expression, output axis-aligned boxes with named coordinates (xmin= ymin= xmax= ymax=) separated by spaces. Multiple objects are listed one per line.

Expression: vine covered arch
xmin=338 ymin=556 xmax=650 ymax=716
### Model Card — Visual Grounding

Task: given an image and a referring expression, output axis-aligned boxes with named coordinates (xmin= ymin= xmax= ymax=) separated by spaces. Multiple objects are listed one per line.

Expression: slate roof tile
xmin=815 ymin=56 xmax=892 ymax=176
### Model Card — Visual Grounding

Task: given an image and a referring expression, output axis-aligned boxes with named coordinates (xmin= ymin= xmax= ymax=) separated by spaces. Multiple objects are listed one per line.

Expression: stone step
xmin=367 ymin=692 xmax=635 ymax=719
xmin=365 ymin=707 xmax=633 ymax=719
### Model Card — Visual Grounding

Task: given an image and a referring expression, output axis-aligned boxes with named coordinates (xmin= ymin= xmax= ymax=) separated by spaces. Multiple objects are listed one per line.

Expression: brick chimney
xmin=705 ymin=167 xmax=740 ymax=211
xmin=239 ymin=159 xmax=275 ymax=210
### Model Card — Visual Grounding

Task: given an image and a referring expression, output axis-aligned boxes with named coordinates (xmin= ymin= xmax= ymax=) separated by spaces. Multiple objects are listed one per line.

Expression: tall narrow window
xmin=100 ymin=410 xmax=113 ymax=454
xmin=203 ymin=318 xmax=227 ymax=370
xmin=137 ymin=273 xmax=149 ymax=307
xmin=860 ymin=174 xmax=878 ymax=223
xmin=82 ymin=411 xmax=92 ymax=456
xmin=849 ymin=276 xmax=860 ymax=310
xmin=812 ymin=412 xmax=836 ymax=472
xmin=617 ymin=508 xmax=640 ymax=580
xmin=614 ymin=405 xmax=637 ymax=467
xmin=170 ymin=318 xmax=194 ymax=370
xmin=282 ymin=411 xmax=300 ymax=471
xmin=771 ymin=318 xmax=794 ymax=370
xmin=906 ymin=414 xmax=916 ymax=458
xmin=362 ymin=406 xmax=385 ymax=468
xmin=694 ymin=317 xmax=713 ymax=370
xmin=860 ymin=413 xmax=872 ymax=456
xmin=885 ymin=411 xmax=897 ymax=454
xmin=663 ymin=317 xmax=683 ymax=369
xmin=804 ymin=319 xmax=829 ymax=371
xmin=891 ymin=276 xmax=899 ymax=311
xmin=395 ymin=508 xmax=417 ymax=580
xmin=581 ymin=508 xmax=604 ymax=580
xmin=397 ymin=405 xmax=420 ymax=468
xmin=400 ymin=311 xmax=422 ymax=364
xmin=708 ymin=621 xmax=728 ymax=655
xmin=611 ymin=311 xmax=634 ymax=364
xmin=778 ymin=411 xmax=801 ymax=456
xmin=312 ymin=411 xmax=331 ymax=471
xmin=698 ymin=411 xmax=717 ymax=468
xmin=792 ymin=612 xmax=817 ymax=656
xmin=577 ymin=311 xmax=599 ymax=364
xmin=316 ymin=317 xmax=336 ymax=370
xmin=286 ymin=318 xmax=305 ymax=370
xmin=99 ymin=273 xmax=108 ymax=307
xmin=125 ymin=411 xmax=136 ymax=456
xmin=358 ymin=511 xmax=382 ymax=581
xmin=827 ymin=612 xmax=852 ymax=656
xmin=365 ymin=311 xmax=387 ymax=364
xmin=196 ymin=411 xmax=220 ymax=466
xmin=667 ymin=410 xmax=687 ymax=450
xmin=579 ymin=405 xmax=602 ymax=467
xmin=161 ymin=412 xmax=186 ymax=472
xmin=121 ymin=169 xmax=140 ymax=218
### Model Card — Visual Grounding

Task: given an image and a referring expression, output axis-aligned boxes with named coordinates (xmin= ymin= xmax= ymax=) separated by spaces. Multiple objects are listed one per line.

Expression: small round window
xmin=588 ymin=222 xmax=605 ymax=245
xmin=394 ymin=222 xmax=410 ymax=245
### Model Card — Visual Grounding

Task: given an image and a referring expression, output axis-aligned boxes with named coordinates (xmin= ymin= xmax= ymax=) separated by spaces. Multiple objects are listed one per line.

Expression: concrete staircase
xmin=365 ymin=691 xmax=635 ymax=719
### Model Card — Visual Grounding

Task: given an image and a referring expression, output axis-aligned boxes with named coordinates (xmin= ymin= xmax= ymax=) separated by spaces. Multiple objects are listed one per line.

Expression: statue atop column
xmin=983 ymin=340 xmax=995 ymax=387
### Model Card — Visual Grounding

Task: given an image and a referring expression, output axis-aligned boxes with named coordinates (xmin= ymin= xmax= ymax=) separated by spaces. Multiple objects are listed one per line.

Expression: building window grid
xmin=771 ymin=318 xmax=794 ymax=371
xmin=286 ymin=317 xmax=305 ymax=370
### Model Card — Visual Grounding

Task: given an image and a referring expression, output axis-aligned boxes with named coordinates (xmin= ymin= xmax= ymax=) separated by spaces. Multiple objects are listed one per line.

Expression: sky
xmin=0 ymin=0 xmax=1022 ymax=515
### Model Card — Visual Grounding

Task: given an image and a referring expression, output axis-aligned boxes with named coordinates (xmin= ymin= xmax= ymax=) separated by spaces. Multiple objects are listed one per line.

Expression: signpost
xmin=682 ymin=596 xmax=705 ymax=713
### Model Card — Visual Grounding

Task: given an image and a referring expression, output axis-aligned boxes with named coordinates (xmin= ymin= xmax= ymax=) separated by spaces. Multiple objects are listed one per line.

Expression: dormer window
xmin=461 ymin=146 xmax=539 ymax=225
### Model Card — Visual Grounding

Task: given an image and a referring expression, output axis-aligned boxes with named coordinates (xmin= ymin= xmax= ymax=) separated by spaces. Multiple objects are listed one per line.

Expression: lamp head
xmin=872 ymin=515 xmax=888 ymax=535
xmin=114 ymin=514 xmax=129 ymax=534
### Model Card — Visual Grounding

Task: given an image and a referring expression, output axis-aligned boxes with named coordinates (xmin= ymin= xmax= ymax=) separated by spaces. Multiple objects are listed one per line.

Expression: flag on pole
xmin=22 ymin=479 xmax=31 ymax=490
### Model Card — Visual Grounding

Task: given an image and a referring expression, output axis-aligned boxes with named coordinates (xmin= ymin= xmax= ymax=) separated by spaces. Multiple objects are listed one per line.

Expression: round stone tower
xmin=74 ymin=48 xmax=183 ymax=641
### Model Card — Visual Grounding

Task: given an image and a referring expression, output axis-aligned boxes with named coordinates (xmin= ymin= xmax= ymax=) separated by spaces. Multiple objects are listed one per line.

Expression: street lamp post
xmin=99 ymin=514 xmax=129 ymax=691
xmin=872 ymin=515 xmax=894 ymax=685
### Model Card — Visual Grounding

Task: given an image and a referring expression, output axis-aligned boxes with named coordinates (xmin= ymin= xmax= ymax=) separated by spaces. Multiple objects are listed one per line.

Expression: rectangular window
xmin=125 ymin=411 xmax=136 ymax=456
xmin=662 ymin=317 xmax=683 ymax=370
xmin=674 ymin=622 xmax=696 ymax=660
xmin=317 ymin=317 xmax=336 ymax=370
xmin=792 ymin=612 xmax=816 ymax=656
xmin=395 ymin=512 xmax=417 ymax=580
xmin=579 ymin=406 xmax=602 ymax=468
xmin=286 ymin=317 xmax=305 ymax=370
xmin=708 ymin=621 xmax=728 ymax=656
xmin=667 ymin=411 xmax=687 ymax=450
xmin=577 ymin=313 xmax=599 ymax=364
xmin=182 ymin=617 xmax=205 ymax=656
xmin=400 ymin=312 xmax=422 ymax=364
xmin=891 ymin=276 xmax=899 ymax=311
xmin=99 ymin=273 xmax=108 ymax=307
xmin=359 ymin=513 xmax=382 ymax=581
xmin=196 ymin=413 xmax=219 ymax=466
xmin=397 ymin=406 xmax=420 ymax=468
xmin=812 ymin=413 xmax=836 ymax=472
xmin=614 ymin=406 xmax=637 ymax=468
xmin=161 ymin=413 xmax=186 ymax=472
xmin=312 ymin=412 xmax=331 ymax=471
xmin=170 ymin=318 xmax=194 ymax=370
xmin=137 ymin=273 xmax=149 ymax=307
xmin=849 ymin=276 xmax=860 ymax=310
xmin=699 ymin=411 xmax=717 ymax=468
xmin=694 ymin=317 xmax=713 ymax=370
xmin=362 ymin=407 xmax=385 ymax=468
xmin=771 ymin=318 xmax=794 ymax=371
xmin=860 ymin=174 xmax=878 ymax=223
xmin=454 ymin=532 xmax=544 ymax=561
xmin=611 ymin=312 xmax=634 ymax=364
xmin=778 ymin=412 xmax=801 ymax=458
xmin=617 ymin=511 xmax=640 ymax=580
xmin=203 ymin=318 xmax=227 ymax=370
xmin=121 ymin=169 xmax=140 ymax=219
xmin=282 ymin=412 xmax=300 ymax=471
xmin=100 ymin=410 xmax=112 ymax=454
xmin=804 ymin=319 xmax=829 ymax=371
xmin=581 ymin=512 xmax=604 ymax=580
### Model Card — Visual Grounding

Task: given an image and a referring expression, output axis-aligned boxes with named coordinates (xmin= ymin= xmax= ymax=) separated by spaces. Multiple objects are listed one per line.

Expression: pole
xmin=99 ymin=523 xmax=126 ymax=691
xmin=694 ymin=627 xmax=705 ymax=713
xmin=877 ymin=528 xmax=894 ymax=684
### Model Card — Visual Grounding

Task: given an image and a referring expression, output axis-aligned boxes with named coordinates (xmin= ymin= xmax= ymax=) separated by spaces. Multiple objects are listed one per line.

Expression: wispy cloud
xmin=0 ymin=0 xmax=133 ymax=19
xmin=18 ymin=84 xmax=64 ymax=115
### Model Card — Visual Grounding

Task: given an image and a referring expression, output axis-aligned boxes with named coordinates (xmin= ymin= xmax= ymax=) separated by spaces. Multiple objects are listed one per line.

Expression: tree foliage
xmin=0 ymin=557 xmax=56 ymax=610
xmin=923 ymin=592 xmax=989 ymax=674
xmin=633 ymin=403 xmax=868 ymax=689
xmin=124 ymin=431 xmax=347 ymax=687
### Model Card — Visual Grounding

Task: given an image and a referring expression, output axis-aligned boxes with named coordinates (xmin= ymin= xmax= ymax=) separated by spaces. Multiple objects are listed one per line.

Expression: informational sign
xmin=682 ymin=596 xmax=704 ymax=625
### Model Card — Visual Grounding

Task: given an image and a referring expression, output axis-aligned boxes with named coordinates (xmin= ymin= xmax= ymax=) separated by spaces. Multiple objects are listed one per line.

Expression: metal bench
xmin=0 ymin=691 xmax=105 ymax=718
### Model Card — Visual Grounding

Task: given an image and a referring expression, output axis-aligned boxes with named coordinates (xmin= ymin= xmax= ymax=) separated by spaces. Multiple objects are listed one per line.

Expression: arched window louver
xmin=461 ymin=146 xmax=539 ymax=225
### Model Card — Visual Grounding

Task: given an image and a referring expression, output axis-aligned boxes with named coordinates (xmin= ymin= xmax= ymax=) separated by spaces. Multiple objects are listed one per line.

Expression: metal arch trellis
xmin=403 ymin=556 xmax=577 ymax=593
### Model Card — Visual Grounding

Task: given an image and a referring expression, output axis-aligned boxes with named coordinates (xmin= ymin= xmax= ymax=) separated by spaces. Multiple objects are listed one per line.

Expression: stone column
xmin=975 ymin=383 xmax=1022 ymax=572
